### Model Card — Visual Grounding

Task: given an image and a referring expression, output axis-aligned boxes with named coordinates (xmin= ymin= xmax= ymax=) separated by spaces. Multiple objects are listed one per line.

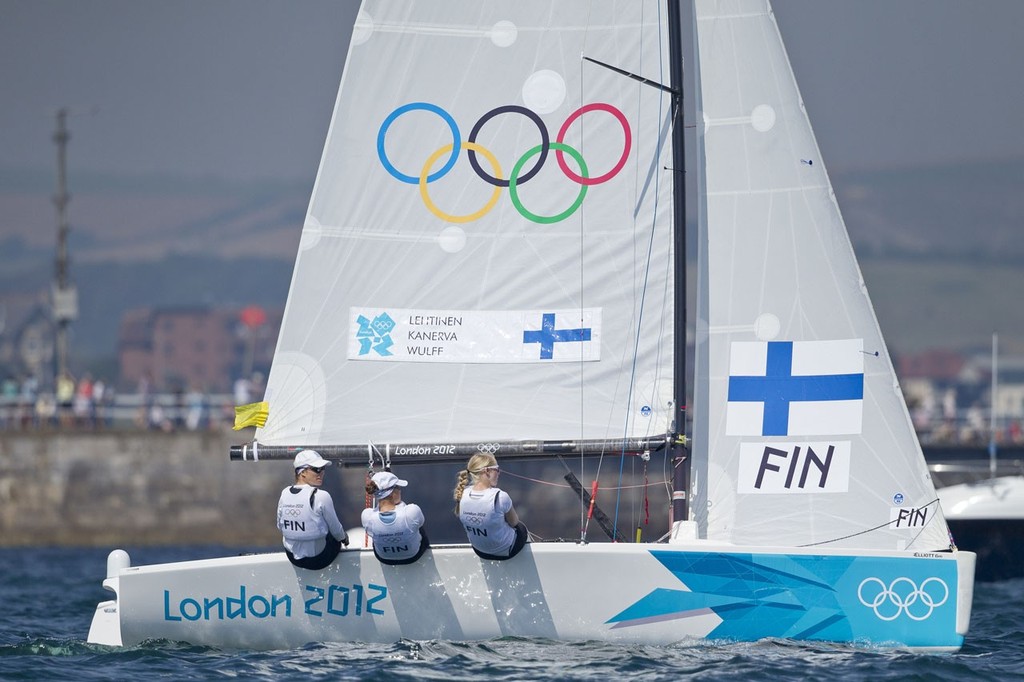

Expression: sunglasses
xmin=305 ymin=466 xmax=326 ymax=474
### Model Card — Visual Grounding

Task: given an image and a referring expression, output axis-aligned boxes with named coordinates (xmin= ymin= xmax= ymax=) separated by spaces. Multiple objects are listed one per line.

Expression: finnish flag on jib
xmin=725 ymin=339 xmax=865 ymax=437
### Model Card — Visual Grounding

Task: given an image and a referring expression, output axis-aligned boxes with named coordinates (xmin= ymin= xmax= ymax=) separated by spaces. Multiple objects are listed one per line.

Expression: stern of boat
xmin=955 ymin=549 xmax=976 ymax=637
xmin=87 ymin=549 xmax=129 ymax=647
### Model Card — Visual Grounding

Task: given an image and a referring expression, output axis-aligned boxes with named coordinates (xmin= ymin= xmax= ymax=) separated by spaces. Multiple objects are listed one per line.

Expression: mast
xmin=990 ymin=332 xmax=998 ymax=477
xmin=667 ymin=0 xmax=690 ymax=523
xmin=53 ymin=108 xmax=77 ymax=384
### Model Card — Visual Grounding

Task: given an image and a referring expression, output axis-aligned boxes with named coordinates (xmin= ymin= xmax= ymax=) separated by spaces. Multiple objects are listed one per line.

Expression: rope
xmin=612 ymin=0 xmax=670 ymax=540
xmin=797 ymin=498 xmax=944 ymax=548
xmin=500 ymin=469 xmax=668 ymax=491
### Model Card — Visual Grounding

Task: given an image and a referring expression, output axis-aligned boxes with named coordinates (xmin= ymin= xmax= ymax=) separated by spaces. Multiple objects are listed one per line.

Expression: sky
xmin=3 ymin=0 xmax=1024 ymax=189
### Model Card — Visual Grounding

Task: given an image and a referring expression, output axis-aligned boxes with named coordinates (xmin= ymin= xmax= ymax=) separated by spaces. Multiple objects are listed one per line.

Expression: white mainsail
xmin=690 ymin=0 xmax=950 ymax=551
xmin=258 ymin=1 xmax=675 ymax=447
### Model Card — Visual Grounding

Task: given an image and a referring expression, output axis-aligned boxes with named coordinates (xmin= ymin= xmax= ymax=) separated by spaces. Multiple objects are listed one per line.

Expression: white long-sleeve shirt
xmin=276 ymin=484 xmax=346 ymax=559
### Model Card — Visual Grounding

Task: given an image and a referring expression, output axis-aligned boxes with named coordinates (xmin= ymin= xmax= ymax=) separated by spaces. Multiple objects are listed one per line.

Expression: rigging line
xmin=576 ymin=20 xmax=590 ymax=542
xmin=502 ymin=469 xmax=668 ymax=491
xmin=577 ymin=38 xmax=593 ymax=540
xmin=797 ymin=498 xmax=944 ymax=548
xmin=613 ymin=0 xmax=669 ymax=540
xmin=574 ymin=5 xmax=619 ymax=542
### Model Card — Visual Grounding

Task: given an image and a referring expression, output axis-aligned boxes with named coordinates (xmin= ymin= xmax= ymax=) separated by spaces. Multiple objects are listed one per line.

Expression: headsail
xmin=257 ymin=2 xmax=675 ymax=450
xmin=690 ymin=0 xmax=951 ymax=551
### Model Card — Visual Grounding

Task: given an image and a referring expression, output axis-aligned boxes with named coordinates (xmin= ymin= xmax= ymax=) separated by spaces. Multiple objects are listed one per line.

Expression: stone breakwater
xmin=0 ymin=430 xmax=362 ymax=547
xmin=8 ymin=432 xmax=996 ymax=549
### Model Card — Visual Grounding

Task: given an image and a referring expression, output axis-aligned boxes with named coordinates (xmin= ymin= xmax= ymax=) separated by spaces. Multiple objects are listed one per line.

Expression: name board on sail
xmin=737 ymin=441 xmax=851 ymax=494
xmin=348 ymin=308 xmax=601 ymax=363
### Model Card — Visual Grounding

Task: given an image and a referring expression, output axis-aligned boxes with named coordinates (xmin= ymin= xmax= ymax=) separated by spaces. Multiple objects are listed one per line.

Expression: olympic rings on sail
xmin=468 ymin=105 xmax=548 ymax=187
xmin=857 ymin=576 xmax=949 ymax=621
xmin=377 ymin=102 xmax=631 ymax=224
xmin=419 ymin=141 xmax=503 ymax=224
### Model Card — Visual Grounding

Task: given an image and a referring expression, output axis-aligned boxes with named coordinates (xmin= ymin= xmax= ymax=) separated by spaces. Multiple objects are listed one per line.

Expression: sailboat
xmin=87 ymin=0 xmax=975 ymax=651
xmin=936 ymin=335 xmax=1024 ymax=581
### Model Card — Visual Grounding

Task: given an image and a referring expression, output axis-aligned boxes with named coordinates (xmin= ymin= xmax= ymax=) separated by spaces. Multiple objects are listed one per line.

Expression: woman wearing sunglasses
xmin=276 ymin=449 xmax=349 ymax=570
xmin=453 ymin=453 xmax=528 ymax=560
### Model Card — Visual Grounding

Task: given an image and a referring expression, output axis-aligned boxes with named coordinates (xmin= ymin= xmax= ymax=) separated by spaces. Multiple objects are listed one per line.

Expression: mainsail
xmin=257 ymin=1 xmax=676 ymax=450
xmin=689 ymin=0 xmax=951 ymax=552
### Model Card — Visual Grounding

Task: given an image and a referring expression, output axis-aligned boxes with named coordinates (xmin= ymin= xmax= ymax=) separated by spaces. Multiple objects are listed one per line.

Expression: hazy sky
xmin=3 ymin=0 xmax=1024 ymax=189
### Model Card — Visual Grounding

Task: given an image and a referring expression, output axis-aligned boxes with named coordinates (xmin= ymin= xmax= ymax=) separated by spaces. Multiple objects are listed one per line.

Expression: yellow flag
xmin=233 ymin=401 xmax=269 ymax=430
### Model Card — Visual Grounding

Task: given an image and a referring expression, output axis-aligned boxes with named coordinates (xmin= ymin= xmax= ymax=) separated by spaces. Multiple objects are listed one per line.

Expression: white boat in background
xmin=939 ymin=473 xmax=1024 ymax=581
xmin=932 ymin=334 xmax=1024 ymax=581
xmin=88 ymin=0 xmax=975 ymax=651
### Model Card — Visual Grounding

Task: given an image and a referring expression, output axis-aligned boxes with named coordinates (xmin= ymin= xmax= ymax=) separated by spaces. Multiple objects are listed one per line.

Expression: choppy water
xmin=2 ymin=546 xmax=1022 ymax=680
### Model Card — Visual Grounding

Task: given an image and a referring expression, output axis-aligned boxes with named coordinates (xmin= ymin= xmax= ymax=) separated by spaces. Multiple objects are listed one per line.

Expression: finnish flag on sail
xmin=726 ymin=339 xmax=864 ymax=437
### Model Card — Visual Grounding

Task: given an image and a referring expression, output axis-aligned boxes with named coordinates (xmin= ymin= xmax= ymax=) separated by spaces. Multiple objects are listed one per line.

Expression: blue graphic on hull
xmin=607 ymin=551 xmax=962 ymax=648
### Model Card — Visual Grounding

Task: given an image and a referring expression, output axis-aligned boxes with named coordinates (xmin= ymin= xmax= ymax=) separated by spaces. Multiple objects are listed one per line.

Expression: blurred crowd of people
xmin=0 ymin=372 xmax=243 ymax=433
xmin=910 ymin=387 xmax=1024 ymax=446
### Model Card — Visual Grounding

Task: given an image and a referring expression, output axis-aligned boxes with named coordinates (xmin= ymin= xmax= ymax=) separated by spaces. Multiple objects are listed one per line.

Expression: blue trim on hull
xmin=608 ymin=551 xmax=962 ymax=648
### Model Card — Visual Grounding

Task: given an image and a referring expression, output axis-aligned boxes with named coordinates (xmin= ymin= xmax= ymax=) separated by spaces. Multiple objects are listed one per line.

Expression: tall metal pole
xmin=667 ymin=0 xmax=690 ymax=524
xmin=989 ymin=332 xmax=998 ymax=478
xmin=52 ymin=108 xmax=77 ymax=384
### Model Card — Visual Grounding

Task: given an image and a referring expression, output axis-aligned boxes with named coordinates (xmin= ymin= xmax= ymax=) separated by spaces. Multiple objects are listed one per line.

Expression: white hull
xmin=89 ymin=541 xmax=974 ymax=651
xmin=939 ymin=476 xmax=1024 ymax=581
xmin=939 ymin=475 xmax=1024 ymax=520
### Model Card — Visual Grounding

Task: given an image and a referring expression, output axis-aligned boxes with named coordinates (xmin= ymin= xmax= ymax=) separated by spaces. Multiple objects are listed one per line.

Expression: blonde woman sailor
xmin=453 ymin=453 xmax=528 ymax=560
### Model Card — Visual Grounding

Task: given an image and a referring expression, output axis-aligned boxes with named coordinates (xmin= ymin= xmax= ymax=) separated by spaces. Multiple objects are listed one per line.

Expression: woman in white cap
xmin=453 ymin=453 xmax=528 ymax=560
xmin=361 ymin=470 xmax=429 ymax=565
xmin=276 ymin=449 xmax=349 ymax=570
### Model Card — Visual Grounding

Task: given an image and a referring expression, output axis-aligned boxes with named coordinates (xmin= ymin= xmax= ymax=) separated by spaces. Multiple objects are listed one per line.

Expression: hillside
xmin=1 ymin=158 xmax=1022 ymax=363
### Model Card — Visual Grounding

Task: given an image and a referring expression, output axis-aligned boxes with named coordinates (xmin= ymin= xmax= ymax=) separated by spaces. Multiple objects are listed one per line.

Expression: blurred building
xmin=117 ymin=306 xmax=281 ymax=392
xmin=0 ymin=292 xmax=56 ymax=385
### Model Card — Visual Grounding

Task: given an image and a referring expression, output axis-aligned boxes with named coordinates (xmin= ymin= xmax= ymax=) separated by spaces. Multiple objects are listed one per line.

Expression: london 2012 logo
xmin=376 ymin=102 xmax=631 ymax=224
xmin=355 ymin=312 xmax=396 ymax=357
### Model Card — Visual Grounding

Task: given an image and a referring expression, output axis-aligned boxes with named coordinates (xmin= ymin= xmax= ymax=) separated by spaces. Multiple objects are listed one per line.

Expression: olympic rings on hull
xmin=377 ymin=101 xmax=631 ymax=224
xmin=857 ymin=576 xmax=949 ymax=622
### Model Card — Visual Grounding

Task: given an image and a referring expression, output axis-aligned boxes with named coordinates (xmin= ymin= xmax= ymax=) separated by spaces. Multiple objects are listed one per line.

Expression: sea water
xmin=1 ymin=546 xmax=1021 ymax=681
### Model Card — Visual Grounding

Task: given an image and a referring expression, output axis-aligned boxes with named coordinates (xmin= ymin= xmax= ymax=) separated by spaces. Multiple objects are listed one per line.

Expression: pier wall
xmin=0 ymin=430 xmax=370 ymax=548
xmin=6 ymin=431 xmax=1009 ymax=548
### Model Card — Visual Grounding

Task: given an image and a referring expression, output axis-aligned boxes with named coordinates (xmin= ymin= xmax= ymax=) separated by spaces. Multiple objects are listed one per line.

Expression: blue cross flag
xmin=726 ymin=339 xmax=864 ymax=437
xmin=523 ymin=313 xmax=593 ymax=360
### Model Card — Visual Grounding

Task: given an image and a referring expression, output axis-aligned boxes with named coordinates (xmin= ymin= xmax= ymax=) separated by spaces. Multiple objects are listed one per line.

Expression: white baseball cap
xmin=371 ymin=471 xmax=408 ymax=498
xmin=293 ymin=449 xmax=331 ymax=471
